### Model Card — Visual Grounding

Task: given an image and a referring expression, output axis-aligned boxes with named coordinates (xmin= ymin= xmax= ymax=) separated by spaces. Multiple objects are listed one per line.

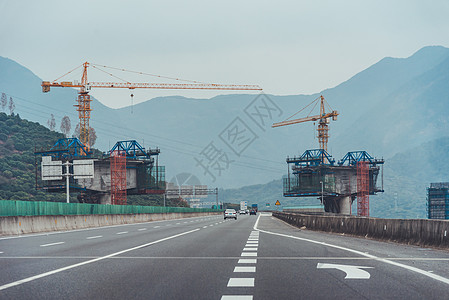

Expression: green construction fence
xmin=0 ymin=200 xmax=220 ymax=217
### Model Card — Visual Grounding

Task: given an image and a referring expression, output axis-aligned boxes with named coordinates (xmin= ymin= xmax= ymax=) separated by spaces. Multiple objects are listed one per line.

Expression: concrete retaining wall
xmin=0 ymin=212 xmax=220 ymax=236
xmin=273 ymin=212 xmax=449 ymax=248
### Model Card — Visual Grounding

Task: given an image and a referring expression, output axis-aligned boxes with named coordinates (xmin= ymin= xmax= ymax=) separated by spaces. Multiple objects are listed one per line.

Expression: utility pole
xmin=215 ymin=188 xmax=219 ymax=210
xmin=63 ymin=161 xmax=72 ymax=203
xmin=320 ymin=180 xmax=324 ymax=204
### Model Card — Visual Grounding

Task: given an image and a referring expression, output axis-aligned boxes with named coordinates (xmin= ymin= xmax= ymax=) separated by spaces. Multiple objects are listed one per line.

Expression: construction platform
xmin=283 ymin=149 xmax=384 ymax=214
xmin=35 ymin=138 xmax=165 ymax=204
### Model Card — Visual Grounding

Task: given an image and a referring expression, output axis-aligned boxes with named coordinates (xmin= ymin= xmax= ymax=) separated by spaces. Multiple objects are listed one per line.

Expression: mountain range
xmin=1 ymin=45 xmax=449 ymax=218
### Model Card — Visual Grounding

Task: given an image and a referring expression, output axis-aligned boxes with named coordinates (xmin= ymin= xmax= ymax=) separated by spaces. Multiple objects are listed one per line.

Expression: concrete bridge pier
xmin=323 ymin=196 xmax=353 ymax=215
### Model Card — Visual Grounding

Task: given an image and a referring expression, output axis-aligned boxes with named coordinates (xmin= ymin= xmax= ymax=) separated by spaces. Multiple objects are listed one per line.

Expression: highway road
xmin=1 ymin=213 xmax=449 ymax=299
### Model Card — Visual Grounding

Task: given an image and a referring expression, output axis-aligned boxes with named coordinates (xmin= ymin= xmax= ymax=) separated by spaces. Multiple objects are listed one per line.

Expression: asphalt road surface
xmin=1 ymin=213 xmax=449 ymax=299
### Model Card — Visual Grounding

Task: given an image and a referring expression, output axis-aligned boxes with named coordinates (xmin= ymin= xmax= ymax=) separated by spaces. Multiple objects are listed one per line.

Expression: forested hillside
xmin=0 ymin=112 xmax=68 ymax=201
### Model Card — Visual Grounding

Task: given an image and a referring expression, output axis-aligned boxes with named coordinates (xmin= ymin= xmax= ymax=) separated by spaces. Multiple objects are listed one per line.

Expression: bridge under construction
xmin=283 ymin=149 xmax=384 ymax=215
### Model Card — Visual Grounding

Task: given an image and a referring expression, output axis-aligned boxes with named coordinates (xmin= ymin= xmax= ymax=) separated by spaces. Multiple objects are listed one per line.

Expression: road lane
xmin=1 ymin=212 xmax=449 ymax=299
xmin=254 ymin=213 xmax=449 ymax=299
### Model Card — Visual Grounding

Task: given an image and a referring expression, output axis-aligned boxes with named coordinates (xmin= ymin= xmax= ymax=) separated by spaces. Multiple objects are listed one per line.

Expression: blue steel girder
xmin=34 ymin=138 xmax=91 ymax=159
xmin=287 ymin=149 xmax=335 ymax=166
xmin=109 ymin=140 xmax=159 ymax=160
xmin=338 ymin=151 xmax=384 ymax=166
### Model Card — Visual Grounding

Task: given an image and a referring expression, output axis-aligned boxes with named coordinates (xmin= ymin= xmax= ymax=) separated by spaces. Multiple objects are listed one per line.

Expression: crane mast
xmin=272 ymin=95 xmax=338 ymax=152
xmin=42 ymin=62 xmax=262 ymax=150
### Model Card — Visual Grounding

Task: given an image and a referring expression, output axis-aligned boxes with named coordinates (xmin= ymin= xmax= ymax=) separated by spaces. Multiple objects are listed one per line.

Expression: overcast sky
xmin=1 ymin=0 xmax=449 ymax=108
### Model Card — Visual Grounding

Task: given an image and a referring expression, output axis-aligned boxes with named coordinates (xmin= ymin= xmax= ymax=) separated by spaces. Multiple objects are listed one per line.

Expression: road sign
xmin=41 ymin=156 xmax=62 ymax=180
xmin=73 ymin=159 xmax=94 ymax=179
xmin=275 ymin=200 xmax=281 ymax=206
xmin=317 ymin=263 xmax=373 ymax=279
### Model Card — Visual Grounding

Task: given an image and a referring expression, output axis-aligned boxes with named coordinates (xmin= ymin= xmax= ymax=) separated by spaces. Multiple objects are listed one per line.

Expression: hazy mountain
xmin=1 ymin=45 xmax=449 ymax=191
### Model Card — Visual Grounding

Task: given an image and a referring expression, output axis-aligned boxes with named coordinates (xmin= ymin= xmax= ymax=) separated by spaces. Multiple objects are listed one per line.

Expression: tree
xmin=73 ymin=124 xmax=97 ymax=146
xmin=73 ymin=123 xmax=80 ymax=138
xmin=60 ymin=116 xmax=71 ymax=137
xmin=1 ymin=93 xmax=7 ymax=111
xmin=8 ymin=97 xmax=15 ymax=115
xmin=47 ymin=114 xmax=56 ymax=131
xmin=89 ymin=127 xmax=97 ymax=147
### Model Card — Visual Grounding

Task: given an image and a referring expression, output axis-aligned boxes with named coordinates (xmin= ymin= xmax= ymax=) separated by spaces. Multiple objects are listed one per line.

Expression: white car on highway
xmin=224 ymin=209 xmax=237 ymax=220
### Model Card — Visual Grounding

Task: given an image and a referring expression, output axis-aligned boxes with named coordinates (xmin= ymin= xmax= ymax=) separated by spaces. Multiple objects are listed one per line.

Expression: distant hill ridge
xmin=1 ymin=46 xmax=449 ymax=190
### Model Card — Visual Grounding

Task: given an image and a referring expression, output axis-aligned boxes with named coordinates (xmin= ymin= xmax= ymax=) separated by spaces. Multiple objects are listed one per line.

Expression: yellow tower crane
xmin=42 ymin=62 xmax=262 ymax=151
xmin=272 ymin=95 xmax=338 ymax=152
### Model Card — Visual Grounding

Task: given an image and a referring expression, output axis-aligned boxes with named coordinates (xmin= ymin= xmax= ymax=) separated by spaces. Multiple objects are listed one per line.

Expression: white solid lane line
xmin=40 ymin=242 xmax=65 ymax=247
xmin=227 ymin=278 xmax=255 ymax=287
xmin=116 ymin=232 xmax=128 ymax=235
xmin=234 ymin=266 xmax=256 ymax=273
xmin=0 ymin=228 xmax=200 ymax=292
xmin=221 ymin=296 xmax=253 ymax=300
xmin=86 ymin=236 xmax=102 ymax=239
xmin=238 ymin=259 xmax=257 ymax=264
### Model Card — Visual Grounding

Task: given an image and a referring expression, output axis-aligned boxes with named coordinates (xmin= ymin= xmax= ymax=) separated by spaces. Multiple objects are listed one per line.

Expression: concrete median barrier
xmin=273 ymin=212 xmax=449 ymax=248
xmin=0 ymin=212 xmax=220 ymax=236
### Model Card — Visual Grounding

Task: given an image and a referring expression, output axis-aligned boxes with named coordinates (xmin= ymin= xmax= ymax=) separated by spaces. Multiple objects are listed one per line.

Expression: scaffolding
xmin=427 ymin=182 xmax=449 ymax=219
xmin=111 ymin=150 xmax=127 ymax=205
xmin=357 ymin=161 xmax=369 ymax=216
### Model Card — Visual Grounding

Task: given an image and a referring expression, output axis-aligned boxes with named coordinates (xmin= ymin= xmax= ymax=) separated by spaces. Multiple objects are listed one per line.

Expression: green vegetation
xmin=0 ymin=112 xmax=69 ymax=202
xmin=127 ymin=194 xmax=188 ymax=207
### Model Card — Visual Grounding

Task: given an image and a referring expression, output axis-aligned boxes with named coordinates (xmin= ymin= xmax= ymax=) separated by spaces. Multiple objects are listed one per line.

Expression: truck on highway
xmin=251 ymin=203 xmax=258 ymax=212
xmin=240 ymin=201 xmax=248 ymax=213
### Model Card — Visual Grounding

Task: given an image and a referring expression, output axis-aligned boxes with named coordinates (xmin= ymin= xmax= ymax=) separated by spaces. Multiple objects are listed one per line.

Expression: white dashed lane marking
xmin=40 ymin=242 xmax=65 ymax=247
xmin=234 ymin=266 xmax=256 ymax=273
xmin=86 ymin=236 xmax=102 ymax=239
xmin=243 ymin=247 xmax=258 ymax=251
xmin=227 ymin=278 xmax=255 ymax=287
xmin=238 ymin=259 xmax=257 ymax=264
xmin=138 ymin=228 xmax=147 ymax=231
xmin=241 ymin=252 xmax=257 ymax=257
xmin=221 ymin=296 xmax=253 ymax=300
xmin=116 ymin=232 xmax=128 ymax=235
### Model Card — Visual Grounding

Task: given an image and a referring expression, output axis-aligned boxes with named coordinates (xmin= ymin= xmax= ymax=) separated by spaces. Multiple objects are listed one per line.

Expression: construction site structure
xmin=283 ymin=149 xmax=384 ymax=215
xmin=35 ymin=138 xmax=165 ymax=204
xmin=165 ymin=183 xmax=219 ymax=209
xmin=427 ymin=182 xmax=449 ymax=219
xmin=42 ymin=62 xmax=262 ymax=150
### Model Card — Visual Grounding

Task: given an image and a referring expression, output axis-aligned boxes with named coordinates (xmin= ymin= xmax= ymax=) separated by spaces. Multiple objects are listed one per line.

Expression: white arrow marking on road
xmin=317 ymin=263 xmax=373 ymax=279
